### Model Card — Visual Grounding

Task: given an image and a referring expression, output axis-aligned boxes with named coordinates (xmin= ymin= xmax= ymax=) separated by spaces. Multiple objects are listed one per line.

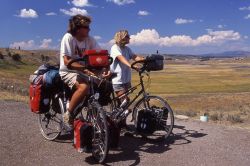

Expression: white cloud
xmin=10 ymin=40 xmax=35 ymax=49
xmin=138 ymin=10 xmax=149 ymax=16
xmin=128 ymin=29 xmax=241 ymax=47
xmin=46 ymin=12 xmax=57 ymax=16
xmin=17 ymin=9 xmax=38 ymax=18
xmin=72 ymin=0 xmax=92 ymax=7
xmin=239 ymin=6 xmax=250 ymax=11
xmin=175 ymin=18 xmax=194 ymax=24
xmin=244 ymin=35 xmax=248 ymax=39
xmin=60 ymin=7 xmax=88 ymax=16
xmin=94 ymin=36 xmax=102 ymax=40
xmin=10 ymin=39 xmax=57 ymax=50
xmin=67 ymin=1 xmax=71 ymax=5
xmin=39 ymin=39 xmax=53 ymax=49
xmin=106 ymin=0 xmax=135 ymax=6
xmin=217 ymin=25 xmax=223 ymax=29
xmin=244 ymin=14 xmax=250 ymax=19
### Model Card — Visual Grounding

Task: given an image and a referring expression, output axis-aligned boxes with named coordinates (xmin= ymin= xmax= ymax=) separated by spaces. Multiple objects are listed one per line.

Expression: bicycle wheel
xmin=38 ymin=98 xmax=63 ymax=140
xmin=133 ymin=95 xmax=174 ymax=140
xmin=90 ymin=102 xmax=109 ymax=164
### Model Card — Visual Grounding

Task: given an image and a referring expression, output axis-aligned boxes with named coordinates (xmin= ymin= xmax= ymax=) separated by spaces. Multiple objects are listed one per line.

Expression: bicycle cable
xmin=145 ymin=71 xmax=151 ymax=91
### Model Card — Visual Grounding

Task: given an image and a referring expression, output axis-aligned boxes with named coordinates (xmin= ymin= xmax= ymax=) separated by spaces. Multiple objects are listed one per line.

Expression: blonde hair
xmin=114 ymin=30 xmax=129 ymax=47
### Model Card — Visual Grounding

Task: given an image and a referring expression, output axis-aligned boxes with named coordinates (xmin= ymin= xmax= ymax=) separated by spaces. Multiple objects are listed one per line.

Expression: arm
xmin=63 ymin=55 xmax=94 ymax=75
xmin=116 ymin=55 xmax=132 ymax=68
xmin=132 ymin=54 xmax=145 ymax=61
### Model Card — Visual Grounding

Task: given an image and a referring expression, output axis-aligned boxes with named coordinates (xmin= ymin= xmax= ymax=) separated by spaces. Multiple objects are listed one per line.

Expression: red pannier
xmin=29 ymin=75 xmax=50 ymax=114
xmin=74 ymin=119 xmax=93 ymax=153
xmin=83 ymin=50 xmax=112 ymax=69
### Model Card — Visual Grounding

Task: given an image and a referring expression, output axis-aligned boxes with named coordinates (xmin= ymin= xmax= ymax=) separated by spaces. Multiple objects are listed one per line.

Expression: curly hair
xmin=114 ymin=30 xmax=129 ymax=47
xmin=67 ymin=14 xmax=91 ymax=36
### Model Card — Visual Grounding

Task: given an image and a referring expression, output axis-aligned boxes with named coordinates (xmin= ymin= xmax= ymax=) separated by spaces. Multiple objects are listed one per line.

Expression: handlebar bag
xmin=83 ymin=50 xmax=111 ymax=69
xmin=145 ymin=54 xmax=164 ymax=71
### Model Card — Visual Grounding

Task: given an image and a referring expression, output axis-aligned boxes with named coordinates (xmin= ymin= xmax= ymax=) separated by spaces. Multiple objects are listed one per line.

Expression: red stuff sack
xmin=74 ymin=119 xmax=93 ymax=153
xmin=83 ymin=50 xmax=112 ymax=69
xmin=29 ymin=75 xmax=50 ymax=114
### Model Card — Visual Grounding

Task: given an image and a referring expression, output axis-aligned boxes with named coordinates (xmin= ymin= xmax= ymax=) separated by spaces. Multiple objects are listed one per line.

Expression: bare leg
xmin=68 ymin=81 xmax=89 ymax=114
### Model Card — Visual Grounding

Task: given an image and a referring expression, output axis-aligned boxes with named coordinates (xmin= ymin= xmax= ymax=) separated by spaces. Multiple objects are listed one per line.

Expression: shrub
xmin=226 ymin=114 xmax=243 ymax=123
xmin=210 ymin=112 xmax=223 ymax=121
xmin=0 ymin=51 xmax=4 ymax=59
xmin=12 ymin=53 xmax=21 ymax=61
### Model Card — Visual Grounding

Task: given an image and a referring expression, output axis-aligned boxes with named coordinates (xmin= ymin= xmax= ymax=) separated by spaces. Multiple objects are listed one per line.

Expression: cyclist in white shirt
xmin=110 ymin=30 xmax=144 ymax=129
xmin=59 ymin=14 xmax=110 ymax=126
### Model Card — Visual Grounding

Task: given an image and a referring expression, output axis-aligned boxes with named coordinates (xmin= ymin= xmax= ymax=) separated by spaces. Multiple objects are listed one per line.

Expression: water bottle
xmin=121 ymin=109 xmax=130 ymax=119
xmin=120 ymin=98 xmax=128 ymax=108
xmin=123 ymin=109 xmax=130 ymax=117
xmin=66 ymin=100 xmax=70 ymax=111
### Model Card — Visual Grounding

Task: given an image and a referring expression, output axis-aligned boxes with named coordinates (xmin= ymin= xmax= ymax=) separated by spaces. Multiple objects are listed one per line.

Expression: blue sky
xmin=0 ymin=0 xmax=250 ymax=54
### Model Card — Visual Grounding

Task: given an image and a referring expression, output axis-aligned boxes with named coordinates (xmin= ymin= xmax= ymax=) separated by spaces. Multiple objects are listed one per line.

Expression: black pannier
xmin=94 ymin=81 xmax=113 ymax=106
xmin=145 ymin=54 xmax=164 ymax=71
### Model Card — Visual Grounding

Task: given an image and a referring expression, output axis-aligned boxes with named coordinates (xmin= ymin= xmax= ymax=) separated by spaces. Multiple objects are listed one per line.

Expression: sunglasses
xmin=82 ymin=26 xmax=90 ymax=30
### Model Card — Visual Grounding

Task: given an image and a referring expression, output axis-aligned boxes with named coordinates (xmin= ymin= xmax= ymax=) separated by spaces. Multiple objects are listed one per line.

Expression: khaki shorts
xmin=112 ymin=82 xmax=132 ymax=92
xmin=59 ymin=71 xmax=88 ymax=89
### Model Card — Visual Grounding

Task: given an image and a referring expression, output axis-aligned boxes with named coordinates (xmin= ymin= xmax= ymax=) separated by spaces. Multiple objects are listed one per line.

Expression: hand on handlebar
xmin=83 ymin=69 xmax=96 ymax=76
xmin=101 ymin=68 xmax=112 ymax=79
xmin=132 ymin=65 xmax=140 ymax=72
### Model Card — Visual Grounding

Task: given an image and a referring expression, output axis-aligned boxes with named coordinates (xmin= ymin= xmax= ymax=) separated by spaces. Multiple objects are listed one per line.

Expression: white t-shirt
xmin=59 ymin=33 xmax=101 ymax=71
xmin=110 ymin=44 xmax=135 ymax=84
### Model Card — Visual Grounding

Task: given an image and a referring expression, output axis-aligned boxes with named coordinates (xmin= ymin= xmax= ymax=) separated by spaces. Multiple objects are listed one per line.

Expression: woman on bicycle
xmin=110 ymin=30 xmax=144 ymax=129
xmin=59 ymin=14 xmax=110 ymax=127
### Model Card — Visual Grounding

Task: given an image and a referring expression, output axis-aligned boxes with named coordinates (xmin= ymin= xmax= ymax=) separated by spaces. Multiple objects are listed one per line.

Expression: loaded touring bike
xmin=35 ymin=53 xmax=174 ymax=164
xmin=107 ymin=55 xmax=174 ymax=140
xmin=37 ymin=55 xmax=112 ymax=163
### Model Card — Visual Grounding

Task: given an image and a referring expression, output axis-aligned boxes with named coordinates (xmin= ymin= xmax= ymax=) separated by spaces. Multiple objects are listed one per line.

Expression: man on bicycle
xmin=110 ymin=30 xmax=144 ymax=129
xmin=59 ymin=14 xmax=110 ymax=127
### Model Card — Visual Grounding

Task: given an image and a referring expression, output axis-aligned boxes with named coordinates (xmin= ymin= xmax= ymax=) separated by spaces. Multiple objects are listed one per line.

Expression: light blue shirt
xmin=110 ymin=44 xmax=135 ymax=84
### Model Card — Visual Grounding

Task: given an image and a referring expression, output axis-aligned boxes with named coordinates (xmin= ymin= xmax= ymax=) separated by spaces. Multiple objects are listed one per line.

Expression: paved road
xmin=0 ymin=101 xmax=250 ymax=166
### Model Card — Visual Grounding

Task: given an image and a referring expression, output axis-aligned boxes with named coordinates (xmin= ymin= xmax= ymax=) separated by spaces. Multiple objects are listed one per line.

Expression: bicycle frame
xmin=110 ymin=71 xmax=150 ymax=120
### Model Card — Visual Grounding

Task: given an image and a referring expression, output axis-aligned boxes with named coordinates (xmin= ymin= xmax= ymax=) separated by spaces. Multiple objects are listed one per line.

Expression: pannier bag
xmin=107 ymin=117 xmax=121 ymax=148
xmin=74 ymin=119 xmax=93 ymax=153
xmin=29 ymin=64 xmax=61 ymax=114
xmin=145 ymin=54 xmax=164 ymax=71
xmin=94 ymin=80 xmax=113 ymax=106
xmin=29 ymin=75 xmax=50 ymax=114
xmin=136 ymin=110 xmax=156 ymax=134
xmin=83 ymin=50 xmax=112 ymax=69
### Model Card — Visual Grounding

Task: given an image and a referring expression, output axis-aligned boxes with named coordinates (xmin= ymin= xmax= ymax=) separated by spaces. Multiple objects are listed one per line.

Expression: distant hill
xmin=0 ymin=48 xmax=59 ymax=65
xmin=200 ymin=51 xmax=250 ymax=58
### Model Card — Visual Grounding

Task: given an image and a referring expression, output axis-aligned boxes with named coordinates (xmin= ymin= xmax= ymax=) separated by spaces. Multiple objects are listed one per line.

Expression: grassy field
xmin=1 ymin=50 xmax=250 ymax=126
xmin=131 ymin=58 xmax=250 ymax=126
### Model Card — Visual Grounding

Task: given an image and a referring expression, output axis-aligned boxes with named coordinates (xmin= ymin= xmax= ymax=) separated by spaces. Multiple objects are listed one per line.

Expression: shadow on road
xmin=168 ymin=124 xmax=207 ymax=145
xmin=53 ymin=132 xmax=73 ymax=143
xmin=85 ymin=124 xmax=207 ymax=165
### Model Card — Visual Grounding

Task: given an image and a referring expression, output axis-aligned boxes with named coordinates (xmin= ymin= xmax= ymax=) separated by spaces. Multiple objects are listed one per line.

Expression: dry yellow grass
xmin=0 ymin=91 xmax=29 ymax=103
xmin=131 ymin=58 xmax=250 ymax=125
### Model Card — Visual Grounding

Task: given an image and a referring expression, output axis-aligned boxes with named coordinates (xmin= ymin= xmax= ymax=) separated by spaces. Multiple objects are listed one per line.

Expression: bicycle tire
xmin=133 ymin=95 xmax=174 ymax=140
xmin=38 ymin=98 xmax=63 ymax=140
xmin=90 ymin=102 xmax=109 ymax=164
